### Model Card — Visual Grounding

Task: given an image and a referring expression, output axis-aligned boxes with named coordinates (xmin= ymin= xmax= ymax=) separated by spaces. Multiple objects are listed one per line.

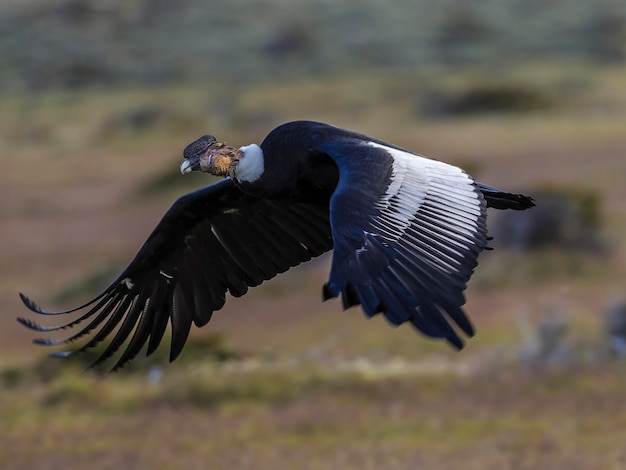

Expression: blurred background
xmin=2 ymin=0 xmax=626 ymax=468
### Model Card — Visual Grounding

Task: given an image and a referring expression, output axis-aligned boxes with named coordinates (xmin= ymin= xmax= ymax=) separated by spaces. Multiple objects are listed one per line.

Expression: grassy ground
xmin=3 ymin=63 xmax=626 ymax=468
xmin=4 ymin=364 xmax=626 ymax=469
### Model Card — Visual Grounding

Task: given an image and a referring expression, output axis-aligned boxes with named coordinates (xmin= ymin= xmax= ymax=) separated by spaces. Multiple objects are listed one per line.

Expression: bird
xmin=18 ymin=120 xmax=534 ymax=370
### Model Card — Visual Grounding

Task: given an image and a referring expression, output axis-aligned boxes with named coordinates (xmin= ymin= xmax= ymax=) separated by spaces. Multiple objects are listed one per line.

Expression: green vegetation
xmin=3 ymin=355 xmax=626 ymax=468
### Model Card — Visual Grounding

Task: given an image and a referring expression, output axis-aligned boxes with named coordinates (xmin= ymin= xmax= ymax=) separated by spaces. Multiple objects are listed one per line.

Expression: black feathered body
xmin=19 ymin=120 xmax=534 ymax=370
xmin=239 ymin=121 xmax=532 ymax=210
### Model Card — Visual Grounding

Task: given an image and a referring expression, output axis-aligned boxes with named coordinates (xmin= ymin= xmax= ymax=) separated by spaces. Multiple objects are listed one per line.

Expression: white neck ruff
xmin=235 ymin=144 xmax=265 ymax=183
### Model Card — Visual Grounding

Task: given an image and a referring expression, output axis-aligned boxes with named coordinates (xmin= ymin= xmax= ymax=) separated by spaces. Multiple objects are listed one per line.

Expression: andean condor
xmin=19 ymin=121 xmax=534 ymax=370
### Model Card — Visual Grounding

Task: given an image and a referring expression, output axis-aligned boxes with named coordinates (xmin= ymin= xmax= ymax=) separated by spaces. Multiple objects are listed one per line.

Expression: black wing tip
xmin=448 ymin=307 xmax=475 ymax=338
xmin=19 ymin=292 xmax=41 ymax=313
xmin=447 ymin=335 xmax=465 ymax=350
xmin=445 ymin=311 xmax=476 ymax=348
xmin=341 ymin=283 xmax=361 ymax=310
xmin=16 ymin=316 xmax=36 ymax=329
xmin=445 ymin=319 xmax=476 ymax=350
xmin=322 ymin=283 xmax=338 ymax=301
xmin=33 ymin=337 xmax=58 ymax=346
xmin=16 ymin=316 xmax=63 ymax=333
xmin=169 ymin=348 xmax=184 ymax=363
xmin=49 ymin=351 xmax=73 ymax=359
xmin=17 ymin=316 xmax=63 ymax=333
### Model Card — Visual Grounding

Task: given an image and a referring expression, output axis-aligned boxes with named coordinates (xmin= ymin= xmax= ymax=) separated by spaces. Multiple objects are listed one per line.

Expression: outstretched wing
xmin=319 ymin=138 xmax=488 ymax=348
xmin=19 ymin=178 xmax=332 ymax=370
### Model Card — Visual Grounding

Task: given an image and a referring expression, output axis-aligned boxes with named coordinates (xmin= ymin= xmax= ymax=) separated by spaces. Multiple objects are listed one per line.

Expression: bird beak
xmin=180 ymin=157 xmax=199 ymax=174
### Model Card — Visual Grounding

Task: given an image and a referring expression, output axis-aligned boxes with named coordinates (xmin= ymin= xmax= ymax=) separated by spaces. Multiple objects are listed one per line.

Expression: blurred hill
xmin=1 ymin=0 xmax=625 ymax=91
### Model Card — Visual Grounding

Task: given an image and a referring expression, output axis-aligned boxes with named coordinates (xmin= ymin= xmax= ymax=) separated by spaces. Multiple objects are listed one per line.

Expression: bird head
xmin=180 ymin=135 xmax=242 ymax=177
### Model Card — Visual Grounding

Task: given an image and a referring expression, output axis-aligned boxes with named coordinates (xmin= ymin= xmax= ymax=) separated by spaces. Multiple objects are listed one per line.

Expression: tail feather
xmin=477 ymin=183 xmax=534 ymax=210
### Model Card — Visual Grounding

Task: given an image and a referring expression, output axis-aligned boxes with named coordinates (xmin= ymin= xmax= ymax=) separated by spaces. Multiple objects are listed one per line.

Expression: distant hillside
xmin=1 ymin=0 xmax=624 ymax=91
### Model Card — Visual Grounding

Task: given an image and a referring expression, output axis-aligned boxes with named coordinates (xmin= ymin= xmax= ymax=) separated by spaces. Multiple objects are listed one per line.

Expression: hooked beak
xmin=180 ymin=155 xmax=205 ymax=174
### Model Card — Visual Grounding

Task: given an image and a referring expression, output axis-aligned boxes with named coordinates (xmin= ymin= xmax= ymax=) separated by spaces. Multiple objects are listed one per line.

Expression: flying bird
xmin=19 ymin=120 xmax=534 ymax=370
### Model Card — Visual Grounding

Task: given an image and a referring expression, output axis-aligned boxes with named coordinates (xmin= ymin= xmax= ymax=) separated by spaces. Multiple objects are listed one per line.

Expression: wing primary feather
xmin=86 ymin=278 xmax=157 ymax=369
xmin=186 ymin=228 xmax=248 ymax=298
xmin=111 ymin=279 xmax=167 ymax=370
xmin=391 ymin=256 xmax=474 ymax=339
xmin=87 ymin=292 xmax=147 ymax=369
xmin=19 ymin=289 xmax=111 ymax=315
xmin=185 ymin=238 xmax=230 ymax=306
xmin=407 ymin=302 xmax=454 ymax=340
xmin=341 ymin=282 xmax=361 ymax=310
xmin=146 ymin=283 xmax=173 ymax=356
xmin=352 ymin=284 xmax=382 ymax=318
xmin=385 ymin=264 xmax=456 ymax=334
xmin=440 ymin=304 xmax=475 ymax=338
xmin=169 ymin=283 xmax=193 ymax=362
xmin=377 ymin=252 xmax=460 ymax=343
xmin=191 ymin=278 xmax=214 ymax=327
xmin=217 ymin=252 xmax=249 ymax=297
xmin=176 ymin=255 xmax=202 ymax=320
xmin=75 ymin=294 xmax=134 ymax=356
xmin=180 ymin=249 xmax=217 ymax=326
xmin=409 ymin=306 xmax=464 ymax=350
xmin=49 ymin=351 xmax=73 ymax=359
xmin=322 ymin=283 xmax=337 ymax=301
xmin=32 ymin=293 xmax=124 ymax=348
xmin=373 ymin=278 xmax=415 ymax=326
xmin=19 ymin=293 xmax=119 ymax=333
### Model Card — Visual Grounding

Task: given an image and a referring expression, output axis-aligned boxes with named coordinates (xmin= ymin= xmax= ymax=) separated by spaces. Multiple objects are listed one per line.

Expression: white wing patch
xmin=367 ymin=142 xmax=484 ymax=275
